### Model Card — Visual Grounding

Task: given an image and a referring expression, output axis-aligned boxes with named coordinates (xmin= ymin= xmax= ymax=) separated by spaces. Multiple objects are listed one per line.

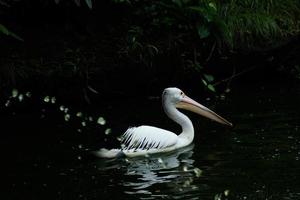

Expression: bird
xmin=95 ymin=87 xmax=232 ymax=158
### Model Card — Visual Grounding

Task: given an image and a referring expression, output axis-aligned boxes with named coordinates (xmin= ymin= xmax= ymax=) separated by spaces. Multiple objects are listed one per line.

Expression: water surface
xmin=3 ymin=82 xmax=300 ymax=200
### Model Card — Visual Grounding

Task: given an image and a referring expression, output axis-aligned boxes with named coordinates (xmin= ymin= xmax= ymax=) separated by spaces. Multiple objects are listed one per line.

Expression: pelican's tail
xmin=93 ymin=148 xmax=124 ymax=158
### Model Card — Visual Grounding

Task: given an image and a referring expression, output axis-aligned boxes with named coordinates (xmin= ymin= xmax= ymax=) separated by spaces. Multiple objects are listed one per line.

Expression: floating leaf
xmin=18 ymin=94 xmax=24 ymax=102
xmin=225 ymin=88 xmax=231 ymax=93
xmin=51 ymin=97 xmax=56 ymax=104
xmin=44 ymin=96 xmax=50 ymax=103
xmin=97 ymin=117 xmax=106 ymax=125
xmin=224 ymin=189 xmax=230 ymax=196
xmin=59 ymin=105 xmax=65 ymax=111
xmin=64 ymin=114 xmax=70 ymax=121
xmin=25 ymin=92 xmax=32 ymax=97
xmin=5 ymin=100 xmax=11 ymax=107
xmin=105 ymin=128 xmax=112 ymax=135
xmin=214 ymin=193 xmax=222 ymax=200
xmin=76 ymin=112 xmax=83 ymax=117
xmin=12 ymin=89 xmax=18 ymax=98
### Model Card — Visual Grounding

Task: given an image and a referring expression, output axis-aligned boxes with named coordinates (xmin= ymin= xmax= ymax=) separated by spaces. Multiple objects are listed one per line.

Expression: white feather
xmin=121 ymin=126 xmax=178 ymax=151
xmin=95 ymin=87 xmax=231 ymax=158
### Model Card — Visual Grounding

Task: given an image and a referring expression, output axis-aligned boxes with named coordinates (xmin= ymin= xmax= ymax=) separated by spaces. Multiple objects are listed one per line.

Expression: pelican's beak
xmin=176 ymin=95 xmax=233 ymax=127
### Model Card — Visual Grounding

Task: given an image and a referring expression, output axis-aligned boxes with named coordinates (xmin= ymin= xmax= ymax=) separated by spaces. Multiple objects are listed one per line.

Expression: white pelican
xmin=95 ymin=87 xmax=232 ymax=158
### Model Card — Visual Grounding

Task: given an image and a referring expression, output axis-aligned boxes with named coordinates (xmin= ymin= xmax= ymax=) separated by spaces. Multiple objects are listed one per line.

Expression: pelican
xmin=95 ymin=87 xmax=232 ymax=158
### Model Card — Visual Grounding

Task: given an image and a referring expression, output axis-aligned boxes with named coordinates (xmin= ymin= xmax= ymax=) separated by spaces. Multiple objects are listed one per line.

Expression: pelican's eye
xmin=180 ymin=91 xmax=184 ymax=96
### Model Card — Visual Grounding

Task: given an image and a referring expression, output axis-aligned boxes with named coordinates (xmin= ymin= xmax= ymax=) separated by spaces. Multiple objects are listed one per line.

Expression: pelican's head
xmin=162 ymin=87 xmax=232 ymax=126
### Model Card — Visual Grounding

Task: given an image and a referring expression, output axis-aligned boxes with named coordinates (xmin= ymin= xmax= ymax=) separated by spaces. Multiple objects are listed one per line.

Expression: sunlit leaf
xmin=224 ymin=189 xmax=230 ymax=196
xmin=64 ymin=114 xmax=70 ymax=121
xmin=207 ymin=84 xmax=216 ymax=92
xmin=105 ymin=128 xmax=112 ymax=135
xmin=59 ymin=105 xmax=65 ymax=111
xmin=76 ymin=112 xmax=83 ymax=117
xmin=18 ymin=94 xmax=24 ymax=102
xmin=204 ymin=74 xmax=214 ymax=82
xmin=44 ymin=96 xmax=50 ymax=103
xmin=208 ymin=2 xmax=217 ymax=11
xmin=12 ymin=89 xmax=18 ymax=98
xmin=51 ymin=97 xmax=56 ymax=104
xmin=97 ymin=117 xmax=106 ymax=125
xmin=214 ymin=193 xmax=222 ymax=200
xmin=201 ymin=79 xmax=208 ymax=86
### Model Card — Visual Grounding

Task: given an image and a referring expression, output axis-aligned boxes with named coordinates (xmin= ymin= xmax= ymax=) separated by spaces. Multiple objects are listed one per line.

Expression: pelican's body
xmin=95 ymin=88 xmax=232 ymax=158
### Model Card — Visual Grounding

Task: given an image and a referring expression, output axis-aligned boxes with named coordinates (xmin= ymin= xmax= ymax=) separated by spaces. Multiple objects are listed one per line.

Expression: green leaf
xmin=204 ymin=74 xmax=214 ymax=82
xmin=85 ymin=0 xmax=92 ymax=9
xmin=197 ymin=25 xmax=210 ymax=39
xmin=0 ymin=24 xmax=23 ymax=41
xmin=201 ymin=79 xmax=208 ymax=86
xmin=207 ymin=84 xmax=216 ymax=92
xmin=208 ymin=2 xmax=217 ymax=11
xmin=0 ymin=24 xmax=9 ymax=35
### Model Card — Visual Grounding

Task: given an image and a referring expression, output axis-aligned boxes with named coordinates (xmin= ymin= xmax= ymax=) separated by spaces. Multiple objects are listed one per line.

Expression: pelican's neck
xmin=163 ymin=103 xmax=194 ymax=142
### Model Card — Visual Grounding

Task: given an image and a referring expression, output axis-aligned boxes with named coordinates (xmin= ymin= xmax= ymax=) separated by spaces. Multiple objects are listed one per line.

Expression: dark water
xmin=2 ymin=81 xmax=300 ymax=200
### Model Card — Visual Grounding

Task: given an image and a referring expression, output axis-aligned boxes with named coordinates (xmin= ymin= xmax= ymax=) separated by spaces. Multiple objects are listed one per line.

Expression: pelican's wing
xmin=121 ymin=125 xmax=178 ymax=150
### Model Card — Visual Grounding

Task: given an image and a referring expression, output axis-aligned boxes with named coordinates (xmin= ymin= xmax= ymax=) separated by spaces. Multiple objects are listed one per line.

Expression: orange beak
xmin=176 ymin=95 xmax=233 ymax=127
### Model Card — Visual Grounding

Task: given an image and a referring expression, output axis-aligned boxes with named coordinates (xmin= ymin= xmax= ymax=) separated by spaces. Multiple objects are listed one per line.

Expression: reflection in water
xmin=98 ymin=145 xmax=203 ymax=199
xmin=123 ymin=145 xmax=194 ymax=193
xmin=3 ymin=83 xmax=300 ymax=200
